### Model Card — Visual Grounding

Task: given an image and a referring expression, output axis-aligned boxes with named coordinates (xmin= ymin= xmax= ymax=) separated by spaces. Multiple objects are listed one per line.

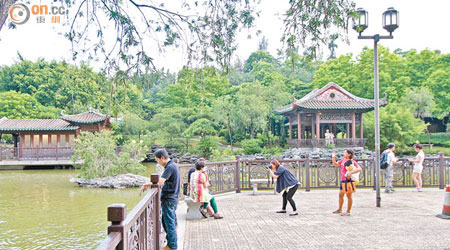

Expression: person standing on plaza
xmin=141 ymin=149 xmax=180 ymax=250
xmin=267 ymin=160 xmax=300 ymax=216
xmin=332 ymin=149 xmax=362 ymax=216
xmin=382 ymin=143 xmax=399 ymax=193
xmin=408 ymin=143 xmax=425 ymax=192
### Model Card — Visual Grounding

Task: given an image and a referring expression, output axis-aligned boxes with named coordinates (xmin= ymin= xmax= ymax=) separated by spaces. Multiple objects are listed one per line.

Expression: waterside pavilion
xmin=275 ymin=82 xmax=387 ymax=148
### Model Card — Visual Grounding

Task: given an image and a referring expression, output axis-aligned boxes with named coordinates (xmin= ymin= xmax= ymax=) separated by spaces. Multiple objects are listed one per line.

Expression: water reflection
xmin=0 ymin=163 xmax=156 ymax=249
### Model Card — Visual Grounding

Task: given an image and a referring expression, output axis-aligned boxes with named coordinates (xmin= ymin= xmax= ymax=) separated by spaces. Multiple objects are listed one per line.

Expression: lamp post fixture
xmin=353 ymin=7 xmax=399 ymax=208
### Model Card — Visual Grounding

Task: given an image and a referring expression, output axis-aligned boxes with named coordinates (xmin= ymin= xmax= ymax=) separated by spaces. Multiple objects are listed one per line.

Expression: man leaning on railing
xmin=141 ymin=149 xmax=180 ymax=250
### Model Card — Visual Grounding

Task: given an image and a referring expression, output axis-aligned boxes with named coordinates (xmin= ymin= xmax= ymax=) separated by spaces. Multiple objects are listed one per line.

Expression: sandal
xmin=289 ymin=212 xmax=298 ymax=216
xmin=276 ymin=210 xmax=287 ymax=213
xmin=214 ymin=214 xmax=224 ymax=219
xmin=340 ymin=212 xmax=351 ymax=216
xmin=332 ymin=210 xmax=342 ymax=214
xmin=199 ymin=208 xmax=208 ymax=218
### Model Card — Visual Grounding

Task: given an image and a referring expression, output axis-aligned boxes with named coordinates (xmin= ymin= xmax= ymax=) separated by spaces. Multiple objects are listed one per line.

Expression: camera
xmin=266 ymin=165 xmax=271 ymax=169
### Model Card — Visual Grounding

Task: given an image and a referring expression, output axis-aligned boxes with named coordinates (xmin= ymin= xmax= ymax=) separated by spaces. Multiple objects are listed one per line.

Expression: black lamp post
xmin=353 ymin=7 xmax=399 ymax=208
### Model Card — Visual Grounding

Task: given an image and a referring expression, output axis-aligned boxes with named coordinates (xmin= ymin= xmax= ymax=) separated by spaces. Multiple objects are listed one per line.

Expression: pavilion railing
xmin=0 ymin=146 xmax=74 ymax=161
xmin=96 ymin=174 xmax=164 ymax=250
xmin=287 ymin=138 xmax=367 ymax=148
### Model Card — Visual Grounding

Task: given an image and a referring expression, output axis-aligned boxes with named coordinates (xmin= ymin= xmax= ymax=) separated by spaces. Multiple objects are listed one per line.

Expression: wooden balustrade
xmin=96 ymin=174 xmax=163 ymax=250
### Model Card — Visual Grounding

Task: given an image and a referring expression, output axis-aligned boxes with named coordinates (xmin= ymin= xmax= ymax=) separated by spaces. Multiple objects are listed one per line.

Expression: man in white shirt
xmin=383 ymin=143 xmax=399 ymax=193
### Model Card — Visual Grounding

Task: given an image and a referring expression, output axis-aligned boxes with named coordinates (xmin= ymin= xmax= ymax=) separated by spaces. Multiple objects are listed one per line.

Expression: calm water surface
xmin=0 ymin=163 xmax=156 ymax=250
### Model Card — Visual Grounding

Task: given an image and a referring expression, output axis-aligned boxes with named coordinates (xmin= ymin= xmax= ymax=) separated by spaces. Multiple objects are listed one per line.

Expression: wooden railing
xmin=0 ymin=146 xmax=73 ymax=161
xmin=96 ymin=153 xmax=450 ymax=249
xmin=96 ymin=174 xmax=164 ymax=250
xmin=287 ymin=138 xmax=367 ymax=147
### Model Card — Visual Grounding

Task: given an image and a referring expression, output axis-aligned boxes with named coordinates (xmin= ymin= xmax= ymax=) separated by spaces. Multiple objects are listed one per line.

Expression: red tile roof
xmin=275 ymin=82 xmax=387 ymax=114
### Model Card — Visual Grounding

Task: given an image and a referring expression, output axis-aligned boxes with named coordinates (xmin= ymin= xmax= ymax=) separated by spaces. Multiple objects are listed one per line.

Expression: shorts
xmin=413 ymin=165 xmax=423 ymax=174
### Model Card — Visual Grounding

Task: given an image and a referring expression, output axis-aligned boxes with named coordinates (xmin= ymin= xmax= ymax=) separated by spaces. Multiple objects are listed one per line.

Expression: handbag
xmin=182 ymin=183 xmax=188 ymax=196
xmin=341 ymin=180 xmax=356 ymax=194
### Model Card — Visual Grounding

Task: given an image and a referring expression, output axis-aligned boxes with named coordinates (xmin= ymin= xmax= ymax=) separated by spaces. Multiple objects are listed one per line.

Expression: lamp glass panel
xmin=392 ymin=12 xmax=397 ymax=25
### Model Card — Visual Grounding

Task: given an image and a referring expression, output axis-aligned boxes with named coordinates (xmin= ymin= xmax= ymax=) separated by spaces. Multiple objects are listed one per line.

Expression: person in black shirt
xmin=141 ymin=149 xmax=180 ymax=250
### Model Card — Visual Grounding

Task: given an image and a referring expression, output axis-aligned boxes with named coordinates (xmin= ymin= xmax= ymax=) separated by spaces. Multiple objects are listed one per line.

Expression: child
xmin=344 ymin=160 xmax=360 ymax=185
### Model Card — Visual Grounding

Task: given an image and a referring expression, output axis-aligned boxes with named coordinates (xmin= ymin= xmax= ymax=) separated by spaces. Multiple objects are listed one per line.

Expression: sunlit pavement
xmin=181 ymin=188 xmax=450 ymax=250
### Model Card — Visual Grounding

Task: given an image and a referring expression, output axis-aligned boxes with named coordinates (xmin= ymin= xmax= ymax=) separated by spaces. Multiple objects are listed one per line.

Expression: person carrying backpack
xmin=381 ymin=143 xmax=399 ymax=193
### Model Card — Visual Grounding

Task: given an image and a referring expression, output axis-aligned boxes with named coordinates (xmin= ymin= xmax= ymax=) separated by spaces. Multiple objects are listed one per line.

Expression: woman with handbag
xmin=331 ymin=149 xmax=362 ymax=216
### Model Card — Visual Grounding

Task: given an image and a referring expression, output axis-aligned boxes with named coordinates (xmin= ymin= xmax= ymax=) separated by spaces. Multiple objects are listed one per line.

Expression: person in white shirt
xmin=383 ymin=143 xmax=398 ymax=193
xmin=325 ymin=129 xmax=334 ymax=145
xmin=408 ymin=143 xmax=425 ymax=192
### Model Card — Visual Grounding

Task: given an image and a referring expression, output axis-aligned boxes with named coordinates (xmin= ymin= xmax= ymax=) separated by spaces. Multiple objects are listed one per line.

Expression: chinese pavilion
xmin=0 ymin=109 xmax=110 ymax=161
xmin=275 ymin=82 xmax=387 ymax=148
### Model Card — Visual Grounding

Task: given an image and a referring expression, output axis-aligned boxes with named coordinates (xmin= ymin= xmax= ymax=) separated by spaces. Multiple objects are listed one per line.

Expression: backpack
xmin=380 ymin=150 xmax=389 ymax=169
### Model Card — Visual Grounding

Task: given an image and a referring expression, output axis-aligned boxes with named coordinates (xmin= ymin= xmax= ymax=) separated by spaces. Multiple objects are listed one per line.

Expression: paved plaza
xmin=182 ymin=188 xmax=450 ymax=250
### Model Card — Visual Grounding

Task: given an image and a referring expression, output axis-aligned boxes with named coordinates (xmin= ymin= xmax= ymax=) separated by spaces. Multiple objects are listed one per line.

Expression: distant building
xmin=0 ymin=109 xmax=110 ymax=161
xmin=275 ymin=82 xmax=387 ymax=148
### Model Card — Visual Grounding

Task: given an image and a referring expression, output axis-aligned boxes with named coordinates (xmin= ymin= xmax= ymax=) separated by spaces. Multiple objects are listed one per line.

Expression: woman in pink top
xmin=331 ymin=149 xmax=362 ymax=216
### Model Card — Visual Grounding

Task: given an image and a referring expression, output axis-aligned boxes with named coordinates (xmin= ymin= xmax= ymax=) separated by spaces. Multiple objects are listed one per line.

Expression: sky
xmin=0 ymin=0 xmax=449 ymax=73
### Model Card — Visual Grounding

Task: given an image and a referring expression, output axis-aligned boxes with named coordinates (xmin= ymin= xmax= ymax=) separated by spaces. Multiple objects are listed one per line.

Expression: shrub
xmin=196 ymin=137 xmax=218 ymax=158
xmin=417 ymin=133 xmax=450 ymax=146
xmin=241 ymin=139 xmax=262 ymax=155
xmin=210 ymin=147 xmax=236 ymax=161
xmin=261 ymin=146 xmax=285 ymax=156
xmin=72 ymin=131 xmax=146 ymax=179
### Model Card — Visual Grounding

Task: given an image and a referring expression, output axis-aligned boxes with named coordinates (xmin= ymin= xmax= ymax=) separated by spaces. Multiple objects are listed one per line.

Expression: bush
xmin=73 ymin=131 xmax=146 ymax=179
xmin=241 ymin=139 xmax=262 ymax=154
xmin=364 ymin=103 xmax=427 ymax=151
xmin=417 ymin=133 xmax=450 ymax=146
xmin=261 ymin=146 xmax=285 ymax=156
xmin=196 ymin=137 xmax=218 ymax=158
xmin=210 ymin=147 xmax=236 ymax=161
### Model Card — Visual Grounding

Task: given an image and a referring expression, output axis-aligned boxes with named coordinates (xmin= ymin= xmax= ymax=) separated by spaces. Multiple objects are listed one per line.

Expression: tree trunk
xmin=226 ymin=115 xmax=233 ymax=153
xmin=0 ymin=0 xmax=16 ymax=33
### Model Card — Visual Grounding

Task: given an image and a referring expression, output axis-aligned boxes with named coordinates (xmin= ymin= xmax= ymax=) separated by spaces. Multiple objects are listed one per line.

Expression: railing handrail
xmin=95 ymin=232 xmax=121 ymax=250
xmin=122 ymin=188 xmax=158 ymax=226
xmin=96 ymin=174 xmax=162 ymax=250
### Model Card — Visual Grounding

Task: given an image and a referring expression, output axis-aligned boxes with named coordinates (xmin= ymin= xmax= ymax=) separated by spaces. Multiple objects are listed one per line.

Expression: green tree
xmin=427 ymin=69 xmax=450 ymax=117
xmin=401 ymin=87 xmax=436 ymax=118
xmin=184 ymin=118 xmax=216 ymax=139
xmin=364 ymin=103 xmax=427 ymax=151
xmin=0 ymin=91 xmax=59 ymax=119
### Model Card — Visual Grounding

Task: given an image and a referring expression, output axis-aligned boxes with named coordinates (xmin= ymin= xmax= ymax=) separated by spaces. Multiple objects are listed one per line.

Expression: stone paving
xmin=183 ymin=188 xmax=450 ymax=250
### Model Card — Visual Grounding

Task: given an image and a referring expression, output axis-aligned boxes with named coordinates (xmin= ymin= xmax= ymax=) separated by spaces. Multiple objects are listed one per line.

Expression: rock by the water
xmin=70 ymin=174 xmax=149 ymax=188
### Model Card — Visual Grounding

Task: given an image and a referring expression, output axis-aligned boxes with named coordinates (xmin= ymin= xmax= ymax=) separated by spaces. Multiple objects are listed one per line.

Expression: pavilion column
xmin=56 ymin=134 xmax=61 ymax=147
xmin=316 ymin=113 xmax=320 ymax=141
xmin=19 ymin=134 xmax=24 ymax=158
xmin=297 ymin=113 xmax=301 ymax=144
xmin=346 ymin=123 xmax=350 ymax=139
xmin=352 ymin=113 xmax=356 ymax=139
xmin=360 ymin=113 xmax=364 ymax=139
xmin=30 ymin=134 xmax=34 ymax=148
xmin=288 ymin=116 xmax=292 ymax=140
xmin=311 ymin=114 xmax=315 ymax=139
xmin=39 ymin=134 xmax=43 ymax=147
xmin=48 ymin=134 xmax=52 ymax=147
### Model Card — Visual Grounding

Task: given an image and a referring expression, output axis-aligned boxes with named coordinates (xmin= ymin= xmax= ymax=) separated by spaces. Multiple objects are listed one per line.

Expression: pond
xmin=0 ymin=163 xmax=157 ymax=250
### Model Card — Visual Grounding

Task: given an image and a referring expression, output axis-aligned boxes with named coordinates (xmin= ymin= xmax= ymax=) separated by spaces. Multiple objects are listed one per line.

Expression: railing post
xmin=305 ymin=153 xmax=310 ymax=192
xmin=235 ymin=155 xmax=241 ymax=193
xmin=439 ymin=152 xmax=445 ymax=189
xmin=373 ymin=153 xmax=376 ymax=190
xmin=151 ymin=174 xmax=161 ymax=250
xmin=107 ymin=204 xmax=127 ymax=250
